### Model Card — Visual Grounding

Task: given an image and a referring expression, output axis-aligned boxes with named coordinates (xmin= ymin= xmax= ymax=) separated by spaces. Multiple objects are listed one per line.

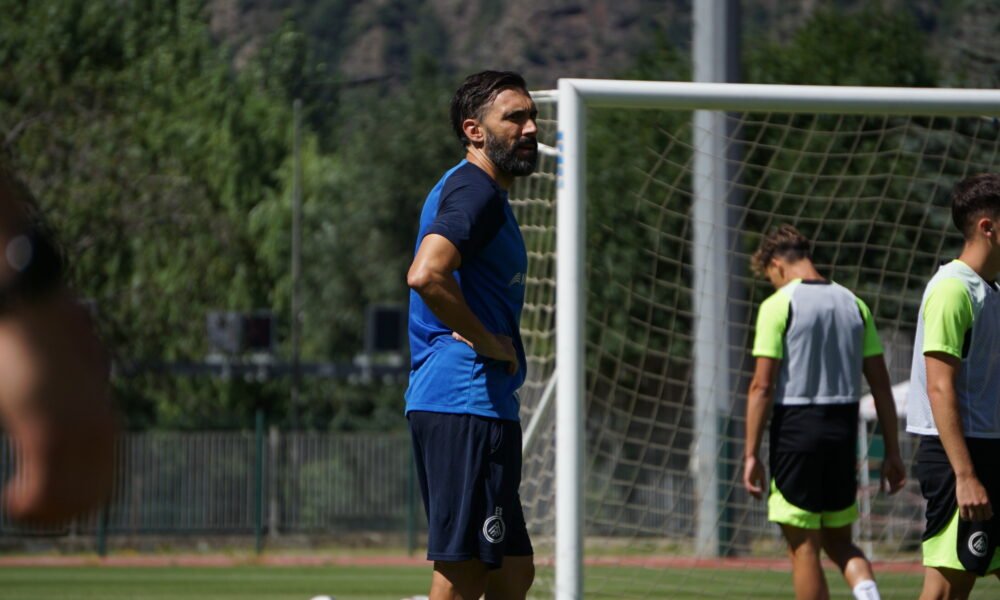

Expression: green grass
xmin=0 ymin=566 xmax=427 ymax=600
xmin=578 ymin=565 xmax=997 ymax=599
xmin=0 ymin=565 xmax=997 ymax=599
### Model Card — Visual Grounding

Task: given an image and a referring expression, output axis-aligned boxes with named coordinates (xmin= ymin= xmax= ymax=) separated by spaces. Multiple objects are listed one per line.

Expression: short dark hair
xmin=951 ymin=173 xmax=1000 ymax=238
xmin=450 ymin=71 xmax=528 ymax=146
xmin=751 ymin=224 xmax=811 ymax=277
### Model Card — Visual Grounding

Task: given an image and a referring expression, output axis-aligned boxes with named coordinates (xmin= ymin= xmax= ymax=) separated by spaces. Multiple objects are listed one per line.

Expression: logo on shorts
xmin=483 ymin=507 xmax=506 ymax=544
xmin=969 ymin=531 xmax=989 ymax=558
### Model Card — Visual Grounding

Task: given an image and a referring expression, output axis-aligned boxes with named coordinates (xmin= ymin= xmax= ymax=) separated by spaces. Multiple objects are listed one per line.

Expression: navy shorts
xmin=408 ymin=411 xmax=533 ymax=568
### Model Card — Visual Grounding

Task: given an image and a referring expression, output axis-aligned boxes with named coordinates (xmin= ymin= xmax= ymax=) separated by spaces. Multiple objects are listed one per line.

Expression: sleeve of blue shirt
xmin=424 ymin=167 xmax=506 ymax=260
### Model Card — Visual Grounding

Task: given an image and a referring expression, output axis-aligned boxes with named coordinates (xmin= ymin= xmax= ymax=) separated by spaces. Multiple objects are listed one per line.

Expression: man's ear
xmin=976 ymin=217 xmax=994 ymax=240
xmin=462 ymin=118 xmax=484 ymax=145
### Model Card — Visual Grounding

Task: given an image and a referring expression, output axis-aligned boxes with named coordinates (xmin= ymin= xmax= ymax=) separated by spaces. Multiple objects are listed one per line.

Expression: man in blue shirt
xmin=406 ymin=71 xmax=537 ymax=600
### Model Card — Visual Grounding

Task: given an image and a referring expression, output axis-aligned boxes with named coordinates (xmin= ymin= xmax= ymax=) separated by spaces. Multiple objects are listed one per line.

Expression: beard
xmin=485 ymin=130 xmax=538 ymax=176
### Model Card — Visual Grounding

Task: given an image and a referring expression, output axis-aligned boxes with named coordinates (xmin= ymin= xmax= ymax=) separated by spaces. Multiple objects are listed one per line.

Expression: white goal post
xmin=547 ymin=80 xmax=1000 ymax=600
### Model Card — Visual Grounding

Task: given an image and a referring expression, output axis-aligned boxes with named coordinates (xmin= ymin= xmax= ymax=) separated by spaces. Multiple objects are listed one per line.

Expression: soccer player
xmin=743 ymin=224 xmax=906 ymax=600
xmin=0 ymin=161 xmax=116 ymax=524
xmin=405 ymin=71 xmax=537 ymax=600
xmin=907 ymin=174 xmax=1000 ymax=600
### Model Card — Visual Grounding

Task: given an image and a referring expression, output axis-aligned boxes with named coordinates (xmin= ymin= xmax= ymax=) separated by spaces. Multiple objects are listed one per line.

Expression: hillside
xmin=206 ymin=0 xmax=998 ymax=88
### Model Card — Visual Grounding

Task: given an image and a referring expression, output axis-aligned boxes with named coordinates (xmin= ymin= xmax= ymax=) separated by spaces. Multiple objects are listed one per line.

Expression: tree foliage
xmin=0 ymin=1 xmax=970 ymax=431
xmin=2 ymin=0 xmax=293 ymax=428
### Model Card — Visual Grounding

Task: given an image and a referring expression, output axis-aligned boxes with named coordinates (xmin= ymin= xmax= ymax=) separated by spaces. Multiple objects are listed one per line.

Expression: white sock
xmin=852 ymin=579 xmax=880 ymax=600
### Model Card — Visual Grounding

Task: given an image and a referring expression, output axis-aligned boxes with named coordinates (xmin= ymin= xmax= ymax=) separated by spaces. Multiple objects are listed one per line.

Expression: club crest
xmin=969 ymin=531 xmax=989 ymax=558
xmin=483 ymin=507 xmax=506 ymax=544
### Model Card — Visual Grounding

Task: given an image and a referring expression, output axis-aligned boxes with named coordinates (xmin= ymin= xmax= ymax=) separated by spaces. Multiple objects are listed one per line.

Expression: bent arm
xmin=408 ymin=234 xmax=488 ymax=343
xmin=407 ymin=234 xmax=513 ymax=370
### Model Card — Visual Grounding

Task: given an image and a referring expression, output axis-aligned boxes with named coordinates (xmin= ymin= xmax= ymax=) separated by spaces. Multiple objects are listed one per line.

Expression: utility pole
xmin=290 ymin=98 xmax=303 ymax=430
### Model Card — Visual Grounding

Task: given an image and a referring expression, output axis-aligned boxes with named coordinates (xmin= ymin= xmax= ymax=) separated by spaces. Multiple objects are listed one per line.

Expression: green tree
xmin=1 ymin=0 xmax=294 ymax=428
xmin=747 ymin=5 xmax=938 ymax=87
xmin=249 ymin=59 xmax=459 ymax=430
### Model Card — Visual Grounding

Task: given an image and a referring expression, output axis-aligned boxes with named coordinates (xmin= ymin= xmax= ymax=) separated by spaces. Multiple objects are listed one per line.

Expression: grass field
xmin=0 ymin=564 xmax=998 ymax=599
xmin=0 ymin=566 xmax=426 ymax=600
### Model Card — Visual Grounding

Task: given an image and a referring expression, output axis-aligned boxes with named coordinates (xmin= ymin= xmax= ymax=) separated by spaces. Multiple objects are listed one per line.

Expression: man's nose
xmin=522 ymin=117 xmax=538 ymax=137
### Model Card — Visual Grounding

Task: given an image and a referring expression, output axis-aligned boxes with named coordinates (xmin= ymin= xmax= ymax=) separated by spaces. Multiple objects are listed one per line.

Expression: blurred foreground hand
xmin=0 ymin=289 xmax=117 ymax=524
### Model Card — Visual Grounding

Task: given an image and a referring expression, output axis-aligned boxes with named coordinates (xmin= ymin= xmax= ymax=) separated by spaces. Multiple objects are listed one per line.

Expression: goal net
xmin=511 ymin=81 xmax=1000 ymax=599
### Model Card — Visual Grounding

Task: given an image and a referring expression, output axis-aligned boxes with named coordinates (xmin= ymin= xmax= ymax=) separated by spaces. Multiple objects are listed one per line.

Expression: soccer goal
xmin=511 ymin=81 xmax=1000 ymax=599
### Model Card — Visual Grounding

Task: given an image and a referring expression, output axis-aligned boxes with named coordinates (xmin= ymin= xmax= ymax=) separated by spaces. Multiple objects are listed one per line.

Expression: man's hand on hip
xmin=451 ymin=331 xmax=519 ymax=375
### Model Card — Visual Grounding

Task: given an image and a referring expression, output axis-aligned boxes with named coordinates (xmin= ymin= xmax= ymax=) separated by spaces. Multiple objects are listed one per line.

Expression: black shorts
xmin=408 ymin=411 xmax=533 ymax=568
xmin=770 ymin=444 xmax=857 ymax=514
xmin=914 ymin=436 xmax=1000 ymax=575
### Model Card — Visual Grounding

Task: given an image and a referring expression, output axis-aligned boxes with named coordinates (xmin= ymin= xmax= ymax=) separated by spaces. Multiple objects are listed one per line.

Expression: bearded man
xmin=405 ymin=71 xmax=538 ymax=600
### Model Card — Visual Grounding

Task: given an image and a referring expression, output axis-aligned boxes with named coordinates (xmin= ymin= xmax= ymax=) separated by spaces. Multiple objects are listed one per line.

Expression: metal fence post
xmin=96 ymin=504 xmax=110 ymax=557
xmin=254 ymin=407 xmax=265 ymax=554
xmin=407 ymin=440 xmax=417 ymax=556
xmin=268 ymin=425 xmax=280 ymax=538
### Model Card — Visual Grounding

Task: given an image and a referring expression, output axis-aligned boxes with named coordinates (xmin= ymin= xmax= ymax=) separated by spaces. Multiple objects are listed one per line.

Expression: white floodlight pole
xmin=556 ymin=79 xmax=585 ymax=600
xmin=692 ymin=0 xmax=740 ymax=557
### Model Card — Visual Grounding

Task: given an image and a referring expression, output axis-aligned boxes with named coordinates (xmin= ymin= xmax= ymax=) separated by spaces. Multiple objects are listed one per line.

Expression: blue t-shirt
xmin=405 ymin=160 xmax=528 ymax=421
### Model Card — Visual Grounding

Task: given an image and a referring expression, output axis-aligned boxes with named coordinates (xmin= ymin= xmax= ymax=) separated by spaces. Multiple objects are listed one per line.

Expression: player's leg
xmin=781 ymin=524 xmax=829 ymax=600
xmin=483 ymin=422 xmax=534 ymax=600
xmin=817 ymin=422 xmax=880 ymax=600
xmin=485 ymin=555 xmax=535 ymax=600
xmin=818 ymin=440 xmax=878 ymax=600
xmin=409 ymin=411 xmax=493 ymax=599
xmin=431 ymin=559 xmax=489 ymax=600
xmin=820 ymin=524 xmax=879 ymax=599
xmin=770 ymin=450 xmax=828 ymax=599
xmin=918 ymin=566 xmax=975 ymax=600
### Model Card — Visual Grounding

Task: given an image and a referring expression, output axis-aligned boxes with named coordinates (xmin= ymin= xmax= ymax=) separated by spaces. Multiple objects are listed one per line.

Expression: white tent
xmin=859 ymin=380 xmax=909 ymax=422
xmin=857 ymin=379 xmax=910 ymax=557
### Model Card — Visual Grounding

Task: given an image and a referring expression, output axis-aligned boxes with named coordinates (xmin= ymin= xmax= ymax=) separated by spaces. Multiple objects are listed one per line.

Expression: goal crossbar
xmin=557 ymin=79 xmax=1000 ymax=114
